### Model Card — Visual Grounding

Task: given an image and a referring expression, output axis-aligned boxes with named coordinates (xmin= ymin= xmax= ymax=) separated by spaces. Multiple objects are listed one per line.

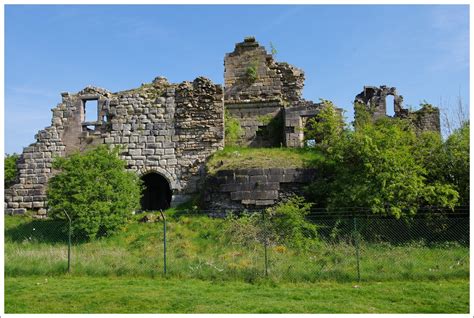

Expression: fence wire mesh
xmin=4 ymin=208 xmax=469 ymax=282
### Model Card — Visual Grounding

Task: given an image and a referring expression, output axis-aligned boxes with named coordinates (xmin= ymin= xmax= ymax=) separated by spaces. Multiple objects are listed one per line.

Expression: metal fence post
xmin=63 ymin=210 xmax=72 ymax=274
xmin=353 ymin=216 xmax=361 ymax=282
xmin=160 ymin=210 xmax=167 ymax=275
xmin=263 ymin=210 xmax=268 ymax=277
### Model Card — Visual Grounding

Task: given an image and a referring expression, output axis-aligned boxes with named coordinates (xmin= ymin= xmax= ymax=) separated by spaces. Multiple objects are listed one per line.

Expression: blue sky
xmin=4 ymin=4 xmax=470 ymax=154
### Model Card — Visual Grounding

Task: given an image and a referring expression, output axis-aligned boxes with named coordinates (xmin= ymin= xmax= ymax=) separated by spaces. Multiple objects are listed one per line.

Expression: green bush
xmin=266 ymin=196 xmax=317 ymax=249
xmin=47 ymin=146 xmax=142 ymax=239
xmin=307 ymin=109 xmax=460 ymax=217
xmin=223 ymin=197 xmax=317 ymax=250
xmin=4 ymin=153 xmax=19 ymax=187
xmin=304 ymin=100 xmax=344 ymax=151
xmin=245 ymin=62 xmax=258 ymax=83
xmin=224 ymin=110 xmax=244 ymax=146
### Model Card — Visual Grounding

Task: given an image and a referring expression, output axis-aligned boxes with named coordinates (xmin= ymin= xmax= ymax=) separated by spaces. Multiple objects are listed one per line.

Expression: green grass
xmin=5 ymin=215 xmax=469 ymax=282
xmin=4 ymin=214 xmax=469 ymax=313
xmin=206 ymin=146 xmax=324 ymax=174
xmin=5 ymin=276 xmax=469 ymax=313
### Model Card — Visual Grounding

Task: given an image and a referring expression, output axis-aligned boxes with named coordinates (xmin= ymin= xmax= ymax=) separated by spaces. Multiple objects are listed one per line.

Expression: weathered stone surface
xmin=5 ymin=37 xmax=438 ymax=216
xmin=5 ymin=76 xmax=225 ymax=215
xmin=354 ymin=85 xmax=440 ymax=133
xmin=204 ymin=168 xmax=317 ymax=209
xmin=223 ymin=38 xmax=344 ymax=148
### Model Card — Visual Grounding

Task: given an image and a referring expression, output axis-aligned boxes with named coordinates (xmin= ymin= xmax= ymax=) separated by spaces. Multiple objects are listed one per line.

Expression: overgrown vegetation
xmin=4 ymin=153 xmax=19 ymax=187
xmin=223 ymin=196 xmax=316 ymax=250
xmin=46 ymin=146 xmax=142 ymax=239
xmin=245 ymin=60 xmax=259 ymax=83
xmin=304 ymin=100 xmax=344 ymax=150
xmin=257 ymin=113 xmax=284 ymax=146
xmin=305 ymin=102 xmax=467 ymax=217
xmin=224 ymin=110 xmax=244 ymax=146
xmin=206 ymin=146 xmax=324 ymax=175
xmin=5 ymin=211 xmax=468 ymax=283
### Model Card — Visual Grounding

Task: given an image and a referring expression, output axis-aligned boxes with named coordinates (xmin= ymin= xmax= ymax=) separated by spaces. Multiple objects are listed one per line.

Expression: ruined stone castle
xmin=4 ymin=37 xmax=440 ymax=215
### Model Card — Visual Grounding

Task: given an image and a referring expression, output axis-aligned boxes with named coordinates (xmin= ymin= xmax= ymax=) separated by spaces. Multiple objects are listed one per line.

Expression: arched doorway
xmin=140 ymin=172 xmax=172 ymax=211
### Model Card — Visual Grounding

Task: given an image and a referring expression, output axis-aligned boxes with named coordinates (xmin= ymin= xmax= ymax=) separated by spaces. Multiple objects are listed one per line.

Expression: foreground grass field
xmin=5 ymin=212 xmax=469 ymax=313
xmin=5 ymin=276 xmax=469 ymax=313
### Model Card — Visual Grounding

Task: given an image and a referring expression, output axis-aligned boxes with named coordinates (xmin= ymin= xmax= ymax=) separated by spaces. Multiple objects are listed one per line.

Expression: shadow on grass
xmin=5 ymin=219 xmax=68 ymax=244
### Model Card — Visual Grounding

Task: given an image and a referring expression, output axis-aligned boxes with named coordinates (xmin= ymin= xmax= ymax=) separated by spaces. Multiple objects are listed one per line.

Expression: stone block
xmin=249 ymin=175 xmax=267 ymax=183
xmin=255 ymin=200 xmax=275 ymax=206
xmin=129 ymin=149 xmax=142 ymax=156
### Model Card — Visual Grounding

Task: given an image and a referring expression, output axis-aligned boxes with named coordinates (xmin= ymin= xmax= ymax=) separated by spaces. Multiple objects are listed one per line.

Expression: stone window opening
xmin=82 ymin=99 xmax=99 ymax=131
xmin=386 ymin=95 xmax=395 ymax=117
xmin=140 ymin=172 xmax=172 ymax=211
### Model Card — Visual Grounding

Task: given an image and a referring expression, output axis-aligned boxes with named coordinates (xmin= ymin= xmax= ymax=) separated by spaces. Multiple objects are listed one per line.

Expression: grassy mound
xmin=206 ymin=146 xmax=325 ymax=174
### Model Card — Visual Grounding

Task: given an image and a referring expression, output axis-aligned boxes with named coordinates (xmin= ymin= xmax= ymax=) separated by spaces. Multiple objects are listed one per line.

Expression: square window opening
xmin=83 ymin=99 xmax=99 ymax=123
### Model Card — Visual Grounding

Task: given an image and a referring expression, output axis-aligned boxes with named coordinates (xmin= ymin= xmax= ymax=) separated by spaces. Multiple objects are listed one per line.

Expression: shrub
xmin=4 ymin=153 xmax=19 ymax=187
xmin=224 ymin=110 xmax=244 ymax=146
xmin=307 ymin=113 xmax=459 ymax=217
xmin=266 ymin=196 xmax=317 ymax=249
xmin=245 ymin=60 xmax=259 ymax=83
xmin=304 ymin=100 xmax=344 ymax=151
xmin=47 ymin=146 xmax=142 ymax=239
xmin=223 ymin=212 xmax=262 ymax=246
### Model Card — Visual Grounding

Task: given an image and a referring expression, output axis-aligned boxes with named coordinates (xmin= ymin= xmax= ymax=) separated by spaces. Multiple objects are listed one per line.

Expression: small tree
xmin=304 ymin=100 xmax=344 ymax=151
xmin=4 ymin=153 xmax=19 ymax=187
xmin=440 ymin=122 xmax=470 ymax=206
xmin=47 ymin=146 xmax=141 ymax=239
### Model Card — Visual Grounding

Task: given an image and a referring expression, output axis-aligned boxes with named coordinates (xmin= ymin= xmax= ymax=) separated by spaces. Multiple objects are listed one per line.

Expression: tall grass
xmin=4 ymin=215 xmax=469 ymax=282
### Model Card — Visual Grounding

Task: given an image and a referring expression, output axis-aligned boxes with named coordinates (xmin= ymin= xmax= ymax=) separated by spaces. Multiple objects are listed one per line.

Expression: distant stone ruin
xmin=354 ymin=85 xmax=441 ymax=132
xmin=5 ymin=37 xmax=441 ymax=215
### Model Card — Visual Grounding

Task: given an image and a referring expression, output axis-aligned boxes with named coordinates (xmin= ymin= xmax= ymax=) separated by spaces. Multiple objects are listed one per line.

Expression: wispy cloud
xmin=428 ymin=5 xmax=469 ymax=72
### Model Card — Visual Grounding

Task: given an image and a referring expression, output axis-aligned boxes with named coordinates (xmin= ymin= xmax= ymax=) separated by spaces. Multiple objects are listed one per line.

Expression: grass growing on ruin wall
xmin=206 ymin=146 xmax=325 ymax=174
xmin=5 ymin=276 xmax=468 ymax=313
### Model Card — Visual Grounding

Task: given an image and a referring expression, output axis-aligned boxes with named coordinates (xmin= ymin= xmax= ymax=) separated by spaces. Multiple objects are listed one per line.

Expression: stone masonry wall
xmin=224 ymin=37 xmax=306 ymax=147
xmin=354 ymin=85 xmax=441 ymax=133
xmin=5 ymin=76 xmax=224 ymax=215
xmin=204 ymin=168 xmax=317 ymax=210
xmin=224 ymin=37 xmax=304 ymax=105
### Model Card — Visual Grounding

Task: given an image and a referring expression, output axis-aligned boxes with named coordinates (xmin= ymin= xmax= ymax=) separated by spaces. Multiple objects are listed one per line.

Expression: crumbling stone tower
xmin=354 ymin=85 xmax=441 ymax=132
xmin=224 ymin=37 xmax=333 ymax=148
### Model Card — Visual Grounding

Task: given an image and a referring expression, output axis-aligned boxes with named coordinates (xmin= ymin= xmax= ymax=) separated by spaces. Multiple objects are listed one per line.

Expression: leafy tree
xmin=307 ymin=112 xmax=459 ymax=218
xmin=439 ymin=122 xmax=470 ymax=206
xmin=304 ymin=100 xmax=344 ymax=152
xmin=4 ymin=153 xmax=19 ymax=187
xmin=47 ymin=146 xmax=142 ymax=239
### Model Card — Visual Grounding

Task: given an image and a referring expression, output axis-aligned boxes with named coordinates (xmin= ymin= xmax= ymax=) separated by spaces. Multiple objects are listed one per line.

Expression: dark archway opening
xmin=140 ymin=173 xmax=172 ymax=211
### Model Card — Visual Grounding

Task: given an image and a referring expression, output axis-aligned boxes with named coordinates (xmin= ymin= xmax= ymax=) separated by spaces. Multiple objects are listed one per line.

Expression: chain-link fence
xmin=4 ymin=208 xmax=469 ymax=282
